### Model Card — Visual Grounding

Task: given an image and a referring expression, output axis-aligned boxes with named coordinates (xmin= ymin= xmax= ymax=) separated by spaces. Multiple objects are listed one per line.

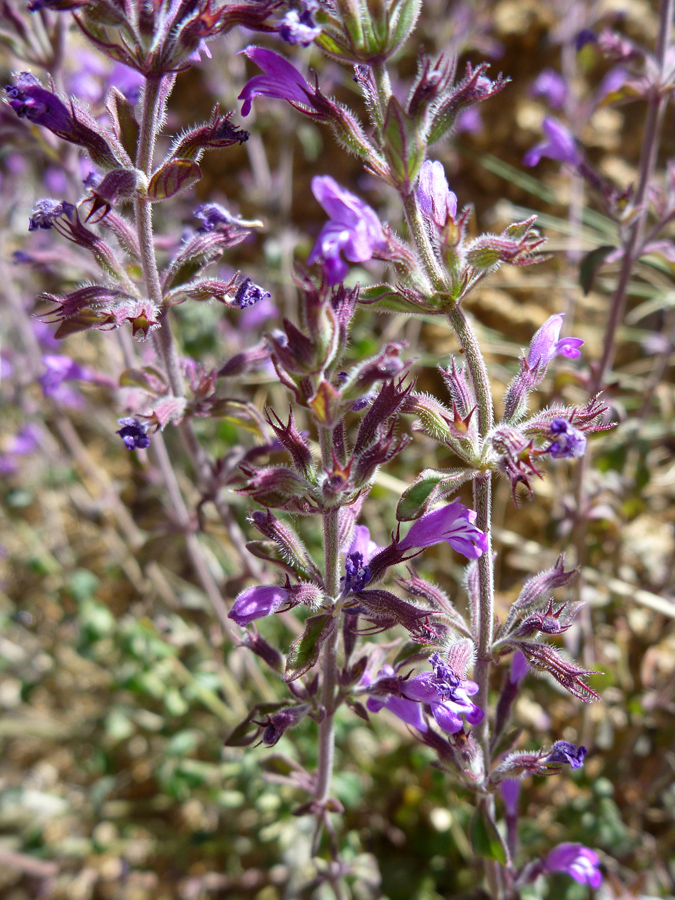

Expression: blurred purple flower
xmin=523 ymin=118 xmax=581 ymax=167
xmin=455 ymin=107 xmax=483 ymax=134
xmin=548 ymin=418 xmax=587 ymax=458
xmin=239 ymin=295 xmax=278 ymax=330
xmin=597 ymin=66 xmax=628 ymax=101
xmin=0 ymin=423 xmax=41 ymax=475
xmin=365 ymin=653 xmax=484 ymax=734
xmin=39 ymin=354 xmax=93 ymax=398
xmin=575 ymin=29 xmax=597 ymax=51
xmin=44 ymin=166 xmax=68 ymax=195
xmin=530 ymin=68 xmax=568 ymax=109
xmin=307 ymin=175 xmax=387 ymax=284
xmin=501 ymin=778 xmax=521 ymax=816
xmin=527 ymin=313 xmax=583 ymax=368
xmin=416 ymin=160 xmax=458 ymax=228
xmin=238 ymin=47 xmax=314 ymax=117
xmin=116 ymin=417 xmax=150 ymax=451
xmin=544 ymin=843 xmax=602 ymax=888
xmin=398 ymin=502 xmax=488 ymax=559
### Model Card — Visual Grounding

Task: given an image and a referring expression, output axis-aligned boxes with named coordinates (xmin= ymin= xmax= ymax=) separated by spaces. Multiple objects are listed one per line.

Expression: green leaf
xmin=285 ymin=613 xmax=336 ymax=683
xmin=470 ymin=805 xmax=508 ymax=865
xmin=396 ymin=468 xmax=472 ymax=520
xmin=579 ymin=245 xmax=614 ymax=295
xmin=148 ymin=158 xmax=202 ymax=201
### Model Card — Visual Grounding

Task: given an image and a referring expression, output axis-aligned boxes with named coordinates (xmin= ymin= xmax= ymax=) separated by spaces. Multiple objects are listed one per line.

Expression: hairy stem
xmin=312 ymin=427 xmax=341 ymax=855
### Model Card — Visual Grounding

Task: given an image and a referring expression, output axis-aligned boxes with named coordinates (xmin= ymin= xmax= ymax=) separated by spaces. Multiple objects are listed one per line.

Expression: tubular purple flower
xmin=365 ymin=654 xmax=484 ymax=734
xmin=530 ymin=68 xmax=568 ymax=109
xmin=229 ymin=584 xmax=296 ymax=626
xmin=238 ymin=47 xmax=315 ymax=116
xmin=234 ymin=278 xmax=271 ymax=309
xmin=523 ymin=118 xmax=581 ymax=167
xmin=527 ymin=313 xmax=583 ymax=368
xmin=416 ymin=160 xmax=458 ymax=228
xmin=5 ymin=72 xmax=74 ymax=133
xmin=510 ymin=649 xmax=530 ymax=683
xmin=398 ymin=502 xmax=488 ymax=559
xmin=500 ymin=778 xmax=521 ymax=816
xmin=116 ymin=418 xmax=150 ymax=451
xmin=307 ymin=176 xmax=387 ymax=284
xmin=342 ymin=524 xmax=380 ymax=594
xmin=544 ymin=844 xmax=602 ymax=888
xmin=548 ymin=418 xmax=587 ymax=458
xmin=544 ymin=740 xmax=587 ymax=769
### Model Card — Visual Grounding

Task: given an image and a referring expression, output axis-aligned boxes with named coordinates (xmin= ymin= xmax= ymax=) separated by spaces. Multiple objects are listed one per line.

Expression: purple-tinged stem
xmin=312 ymin=427 xmax=341 ymax=856
xmin=593 ymin=0 xmax=674 ymax=392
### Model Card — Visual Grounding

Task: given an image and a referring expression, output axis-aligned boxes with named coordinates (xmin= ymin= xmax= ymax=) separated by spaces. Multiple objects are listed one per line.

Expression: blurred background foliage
xmin=1 ymin=0 xmax=675 ymax=898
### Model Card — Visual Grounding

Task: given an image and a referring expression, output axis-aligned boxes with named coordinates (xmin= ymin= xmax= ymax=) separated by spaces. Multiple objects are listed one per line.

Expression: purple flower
xmin=39 ymin=355 xmax=92 ymax=398
xmin=28 ymin=198 xmax=76 ymax=232
xmin=597 ymin=66 xmax=628 ymax=101
xmin=343 ymin=525 xmax=380 ymax=594
xmin=229 ymin=584 xmax=295 ymax=625
xmin=416 ymin=160 xmax=458 ymax=228
xmin=0 ymin=423 xmax=41 ymax=475
xmin=500 ymin=778 xmax=521 ymax=816
xmin=5 ymin=72 xmax=74 ymax=133
xmin=307 ymin=176 xmax=388 ymax=284
xmin=548 ymin=418 xmax=587 ymax=458
xmin=398 ymin=502 xmax=488 ymax=560
xmin=544 ymin=740 xmax=587 ymax=769
xmin=238 ymin=47 xmax=314 ymax=117
xmin=530 ymin=68 xmax=568 ymax=109
xmin=527 ymin=313 xmax=583 ymax=368
xmin=455 ymin=107 xmax=483 ymax=135
xmin=510 ymin=649 xmax=530 ymax=683
xmin=116 ymin=418 xmax=150 ymax=451
xmin=523 ymin=118 xmax=581 ymax=167
xmin=278 ymin=4 xmax=321 ymax=46
xmin=234 ymin=278 xmax=271 ymax=309
xmin=194 ymin=202 xmax=238 ymax=231
xmin=366 ymin=653 xmax=484 ymax=734
xmin=544 ymin=844 xmax=602 ymax=888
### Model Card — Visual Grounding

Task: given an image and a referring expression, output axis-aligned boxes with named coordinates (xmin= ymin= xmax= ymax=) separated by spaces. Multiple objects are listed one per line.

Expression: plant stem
xmin=593 ymin=0 xmax=673 ymax=391
xmin=312 ymin=427 xmax=341 ymax=854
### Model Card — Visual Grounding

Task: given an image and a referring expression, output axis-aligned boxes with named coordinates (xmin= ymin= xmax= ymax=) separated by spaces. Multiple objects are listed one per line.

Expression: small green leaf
xmin=396 ymin=468 xmax=472 ymax=520
xmin=285 ymin=613 xmax=336 ymax=682
xmin=148 ymin=158 xmax=202 ymax=201
xmin=470 ymin=805 xmax=508 ymax=865
xmin=579 ymin=245 xmax=614 ymax=295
